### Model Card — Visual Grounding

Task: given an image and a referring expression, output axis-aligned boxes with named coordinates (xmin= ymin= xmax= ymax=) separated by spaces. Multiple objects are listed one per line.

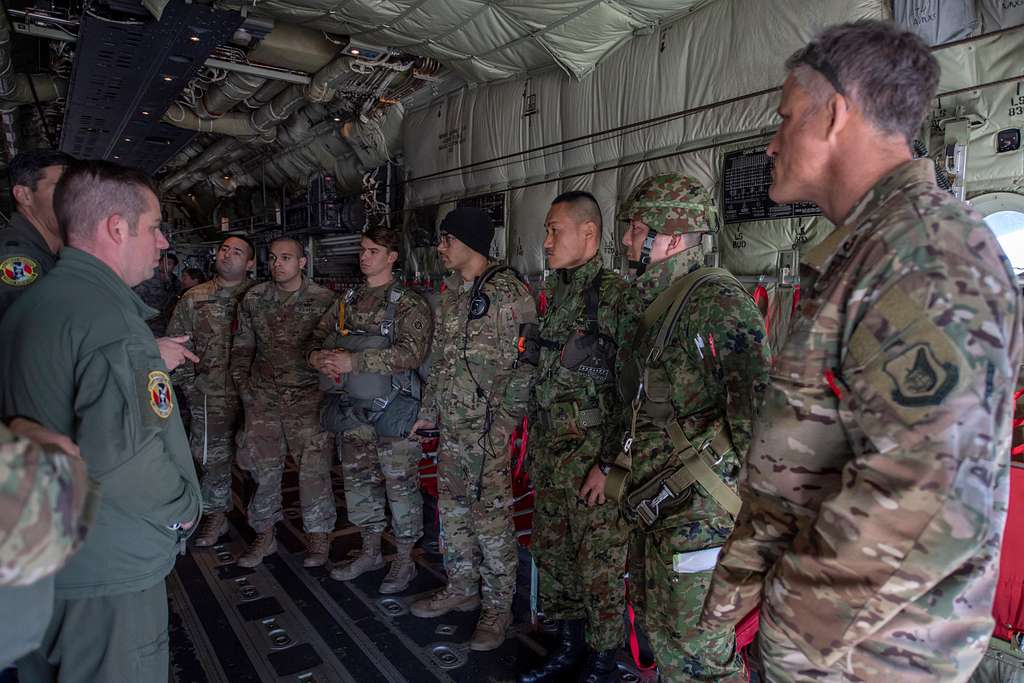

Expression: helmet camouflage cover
xmin=616 ymin=173 xmax=718 ymax=234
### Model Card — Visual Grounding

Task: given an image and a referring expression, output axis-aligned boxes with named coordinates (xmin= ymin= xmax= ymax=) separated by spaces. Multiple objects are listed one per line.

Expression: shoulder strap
xmin=583 ymin=271 xmax=603 ymax=334
xmin=640 ymin=267 xmax=738 ymax=358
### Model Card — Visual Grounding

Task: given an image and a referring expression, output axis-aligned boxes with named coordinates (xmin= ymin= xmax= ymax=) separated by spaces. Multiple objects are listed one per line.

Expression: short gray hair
xmin=785 ymin=20 xmax=939 ymax=144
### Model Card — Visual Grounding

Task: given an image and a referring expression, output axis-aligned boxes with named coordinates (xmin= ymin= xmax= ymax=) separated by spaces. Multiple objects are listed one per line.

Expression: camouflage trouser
xmin=437 ymin=418 xmax=517 ymax=611
xmin=339 ymin=424 xmax=423 ymax=543
xmin=630 ymin=530 xmax=741 ymax=682
xmin=756 ymin=600 xmax=987 ymax=683
xmin=189 ymin=392 xmax=242 ymax=514
xmin=532 ymin=486 xmax=628 ymax=650
xmin=237 ymin=395 xmax=336 ymax=534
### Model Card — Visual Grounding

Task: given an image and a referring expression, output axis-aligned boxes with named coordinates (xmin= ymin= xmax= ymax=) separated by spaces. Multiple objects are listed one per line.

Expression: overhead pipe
xmin=0 ymin=1 xmax=20 ymax=160
xmin=197 ymin=71 xmax=266 ymax=119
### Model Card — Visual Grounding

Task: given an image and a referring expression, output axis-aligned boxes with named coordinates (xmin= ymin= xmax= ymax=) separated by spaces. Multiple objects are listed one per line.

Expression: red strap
xmin=626 ymin=601 xmax=658 ymax=671
xmin=513 ymin=416 xmax=529 ymax=480
xmin=824 ymin=369 xmax=843 ymax=399
xmin=1014 ymin=417 xmax=1024 ymax=429
xmin=1013 ymin=444 xmax=1024 ymax=457
xmin=791 ymin=284 xmax=801 ymax=315
xmin=1014 ymin=388 xmax=1024 ymax=401
xmin=538 ymin=290 xmax=549 ymax=316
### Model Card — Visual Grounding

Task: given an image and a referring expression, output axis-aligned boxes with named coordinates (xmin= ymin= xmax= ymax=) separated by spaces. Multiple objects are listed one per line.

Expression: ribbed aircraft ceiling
xmin=215 ymin=0 xmax=720 ymax=82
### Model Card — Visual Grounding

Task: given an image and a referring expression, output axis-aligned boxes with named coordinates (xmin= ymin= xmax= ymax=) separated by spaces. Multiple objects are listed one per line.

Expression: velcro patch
xmin=882 ymin=343 xmax=959 ymax=407
xmin=0 ymin=255 xmax=40 ymax=287
xmin=147 ymin=371 xmax=174 ymax=419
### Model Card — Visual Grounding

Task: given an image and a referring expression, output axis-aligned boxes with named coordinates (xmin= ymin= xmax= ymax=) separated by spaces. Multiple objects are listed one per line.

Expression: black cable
xmin=26 ymin=75 xmax=57 ymax=149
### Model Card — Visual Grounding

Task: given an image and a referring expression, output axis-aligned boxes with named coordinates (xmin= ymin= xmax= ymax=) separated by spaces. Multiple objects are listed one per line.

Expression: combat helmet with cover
xmin=618 ymin=173 xmax=718 ymax=273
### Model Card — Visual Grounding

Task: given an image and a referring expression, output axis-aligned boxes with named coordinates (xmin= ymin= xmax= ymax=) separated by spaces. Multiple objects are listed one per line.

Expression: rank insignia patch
xmin=147 ymin=370 xmax=174 ymax=419
xmin=0 ymin=256 xmax=39 ymax=287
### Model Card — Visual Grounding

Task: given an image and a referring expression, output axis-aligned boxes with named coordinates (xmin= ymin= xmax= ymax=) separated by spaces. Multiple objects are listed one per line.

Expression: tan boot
xmin=469 ymin=609 xmax=511 ymax=652
xmin=193 ymin=512 xmax=228 ymax=547
xmin=329 ymin=531 xmax=384 ymax=581
xmin=378 ymin=542 xmax=417 ymax=594
xmin=303 ymin=532 xmax=330 ymax=568
xmin=409 ymin=586 xmax=480 ymax=618
xmin=237 ymin=529 xmax=277 ymax=568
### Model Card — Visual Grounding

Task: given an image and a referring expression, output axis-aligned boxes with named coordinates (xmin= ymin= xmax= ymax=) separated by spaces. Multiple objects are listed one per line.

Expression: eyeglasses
xmin=797 ymin=42 xmax=846 ymax=97
xmin=438 ymin=232 xmax=456 ymax=246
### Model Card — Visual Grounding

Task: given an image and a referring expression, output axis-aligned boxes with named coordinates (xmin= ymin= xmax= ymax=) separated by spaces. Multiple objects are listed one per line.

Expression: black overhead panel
xmin=59 ymin=3 xmax=243 ymax=174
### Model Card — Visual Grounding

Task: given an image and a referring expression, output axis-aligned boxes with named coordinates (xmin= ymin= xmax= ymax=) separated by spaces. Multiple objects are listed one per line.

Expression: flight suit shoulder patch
xmin=146 ymin=370 xmax=175 ymax=419
xmin=0 ymin=255 xmax=40 ymax=287
xmin=881 ymin=342 xmax=960 ymax=408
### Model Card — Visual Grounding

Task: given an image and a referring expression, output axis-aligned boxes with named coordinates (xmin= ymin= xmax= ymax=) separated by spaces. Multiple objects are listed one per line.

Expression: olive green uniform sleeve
xmin=353 ymin=291 xmax=434 ymax=374
xmin=418 ymin=290 xmax=449 ymax=424
xmin=311 ymin=297 xmax=341 ymax=353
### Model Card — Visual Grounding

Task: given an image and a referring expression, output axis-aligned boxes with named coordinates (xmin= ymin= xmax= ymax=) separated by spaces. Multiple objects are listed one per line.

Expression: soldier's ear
xmin=12 ymin=184 xmax=31 ymax=208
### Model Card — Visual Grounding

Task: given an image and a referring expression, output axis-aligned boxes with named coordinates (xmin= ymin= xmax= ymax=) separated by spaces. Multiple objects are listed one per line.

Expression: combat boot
xmin=193 ymin=512 xmax=228 ymax=547
xmin=516 ymin=618 xmax=586 ymax=683
xmin=577 ymin=648 xmax=619 ymax=683
xmin=409 ymin=586 xmax=480 ymax=618
xmin=329 ymin=531 xmax=384 ymax=581
xmin=237 ymin=529 xmax=277 ymax=568
xmin=378 ymin=541 xmax=417 ymax=594
xmin=469 ymin=609 xmax=512 ymax=652
xmin=303 ymin=532 xmax=330 ymax=568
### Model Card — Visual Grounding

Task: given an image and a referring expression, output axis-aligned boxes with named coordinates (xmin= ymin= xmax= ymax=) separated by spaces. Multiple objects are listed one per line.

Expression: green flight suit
xmin=0 ymin=213 xmax=57 ymax=321
xmin=0 ymin=247 xmax=201 ymax=683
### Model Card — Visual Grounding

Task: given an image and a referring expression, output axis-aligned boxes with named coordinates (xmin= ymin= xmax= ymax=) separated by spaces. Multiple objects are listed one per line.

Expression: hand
xmin=157 ymin=336 xmax=199 ymax=371
xmin=310 ymin=350 xmax=351 ymax=378
xmin=579 ymin=464 xmax=608 ymax=507
xmin=409 ymin=418 xmax=436 ymax=441
xmin=8 ymin=417 xmax=80 ymax=458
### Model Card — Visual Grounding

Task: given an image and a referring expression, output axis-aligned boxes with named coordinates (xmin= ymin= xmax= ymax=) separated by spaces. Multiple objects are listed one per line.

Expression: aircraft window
xmin=984 ymin=210 xmax=1024 ymax=273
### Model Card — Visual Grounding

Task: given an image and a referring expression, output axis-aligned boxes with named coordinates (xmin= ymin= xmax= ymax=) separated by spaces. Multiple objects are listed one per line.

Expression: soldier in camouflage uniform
xmin=519 ymin=192 xmax=628 ymax=683
xmin=408 ymin=207 xmax=537 ymax=652
xmin=609 ymin=173 xmax=770 ymax=682
xmin=0 ymin=418 xmax=94 ymax=668
xmin=133 ymin=252 xmax=180 ymax=336
xmin=230 ymin=237 xmax=337 ymax=568
xmin=167 ymin=235 xmax=256 ymax=546
xmin=0 ymin=150 xmax=73 ymax=321
xmin=698 ymin=21 xmax=1024 ymax=682
xmin=309 ymin=226 xmax=433 ymax=594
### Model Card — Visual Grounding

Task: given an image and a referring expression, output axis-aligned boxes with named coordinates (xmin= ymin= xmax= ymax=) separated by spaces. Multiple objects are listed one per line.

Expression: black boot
xmin=577 ymin=648 xmax=619 ymax=683
xmin=517 ymin=619 xmax=587 ymax=683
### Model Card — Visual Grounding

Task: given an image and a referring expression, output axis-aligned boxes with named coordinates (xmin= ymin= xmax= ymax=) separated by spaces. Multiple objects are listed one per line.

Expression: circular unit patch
xmin=147 ymin=370 xmax=174 ymax=419
xmin=0 ymin=256 xmax=40 ymax=287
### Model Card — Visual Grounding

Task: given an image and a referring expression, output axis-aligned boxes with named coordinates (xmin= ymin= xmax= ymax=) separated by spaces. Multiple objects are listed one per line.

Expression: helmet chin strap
xmin=627 ymin=228 xmax=658 ymax=276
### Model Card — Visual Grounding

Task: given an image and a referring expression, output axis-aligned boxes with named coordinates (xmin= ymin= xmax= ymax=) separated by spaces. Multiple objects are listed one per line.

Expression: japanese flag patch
xmin=0 ymin=256 xmax=39 ymax=287
xmin=147 ymin=370 xmax=174 ymax=419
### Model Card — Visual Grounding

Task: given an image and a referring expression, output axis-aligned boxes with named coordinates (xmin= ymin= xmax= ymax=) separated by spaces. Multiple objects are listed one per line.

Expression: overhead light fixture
xmin=123 ymin=137 xmax=132 ymax=142
xmin=141 ymin=110 xmax=151 ymax=116
xmin=113 ymin=155 xmax=120 ymax=159
xmin=223 ymin=175 xmax=231 ymax=180
xmin=350 ymin=48 xmax=360 ymax=55
xmin=162 ymin=75 xmax=173 ymax=82
xmin=333 ymin=116 xmax=341 ymax=122
xmin=189 ymin=35 xmax=200 ymax=43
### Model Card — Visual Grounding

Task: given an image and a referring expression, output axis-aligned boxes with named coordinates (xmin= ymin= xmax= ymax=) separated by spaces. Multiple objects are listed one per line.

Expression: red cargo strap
xmin=753 ymin=284 xmax=770 ymax=333
xmin=513 ymin=416 xmax=529 ymax=480
xmin=626 ymin=601 xmax=657 ymax=672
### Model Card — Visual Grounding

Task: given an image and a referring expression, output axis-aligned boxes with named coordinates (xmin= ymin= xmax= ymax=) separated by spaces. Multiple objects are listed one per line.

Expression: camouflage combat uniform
xmin=133 ymin=272 xmax=179 ymax=336
xmin=529 ymin=255 xmax=628 ymax=651
xmin=613 ymin=174 xmax=770 ymax=682
xmin=312 ymin=282 xmax=433 ymax=544
xmin=167 ymin=276 xmax=255 ymax=515
xmin=699 ymin=159 xmax=1024 ymax=681
xmin=0 ymin=422 xmax=95 ymax=668
xmin=0 ymin=214 xmax=57 ymax=321
xmin=0 ymin=421 xmax=93 ymax=587
xmin=420 ymin=265 xmax=537 ymax=611
xmin=230 ymin=278 xmax=337 ymax=534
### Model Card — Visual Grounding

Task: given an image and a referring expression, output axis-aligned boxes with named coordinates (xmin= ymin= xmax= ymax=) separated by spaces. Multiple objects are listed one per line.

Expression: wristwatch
xmin=598 ymin=462 xmax=613 ymax=476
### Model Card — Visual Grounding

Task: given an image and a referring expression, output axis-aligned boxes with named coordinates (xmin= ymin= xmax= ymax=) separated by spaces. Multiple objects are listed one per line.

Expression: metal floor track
xmin=164 ymin=463 xmax=657 ymax=683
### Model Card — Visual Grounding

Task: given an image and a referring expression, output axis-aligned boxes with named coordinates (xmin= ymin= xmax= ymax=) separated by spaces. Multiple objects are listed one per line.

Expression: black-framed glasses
xmin=797 ymin=43 xmax=846 ymax=97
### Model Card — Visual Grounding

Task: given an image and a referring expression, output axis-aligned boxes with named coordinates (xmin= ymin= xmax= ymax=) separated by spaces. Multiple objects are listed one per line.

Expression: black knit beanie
xmin=439 ymin=207 xmax=494 ymax=258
